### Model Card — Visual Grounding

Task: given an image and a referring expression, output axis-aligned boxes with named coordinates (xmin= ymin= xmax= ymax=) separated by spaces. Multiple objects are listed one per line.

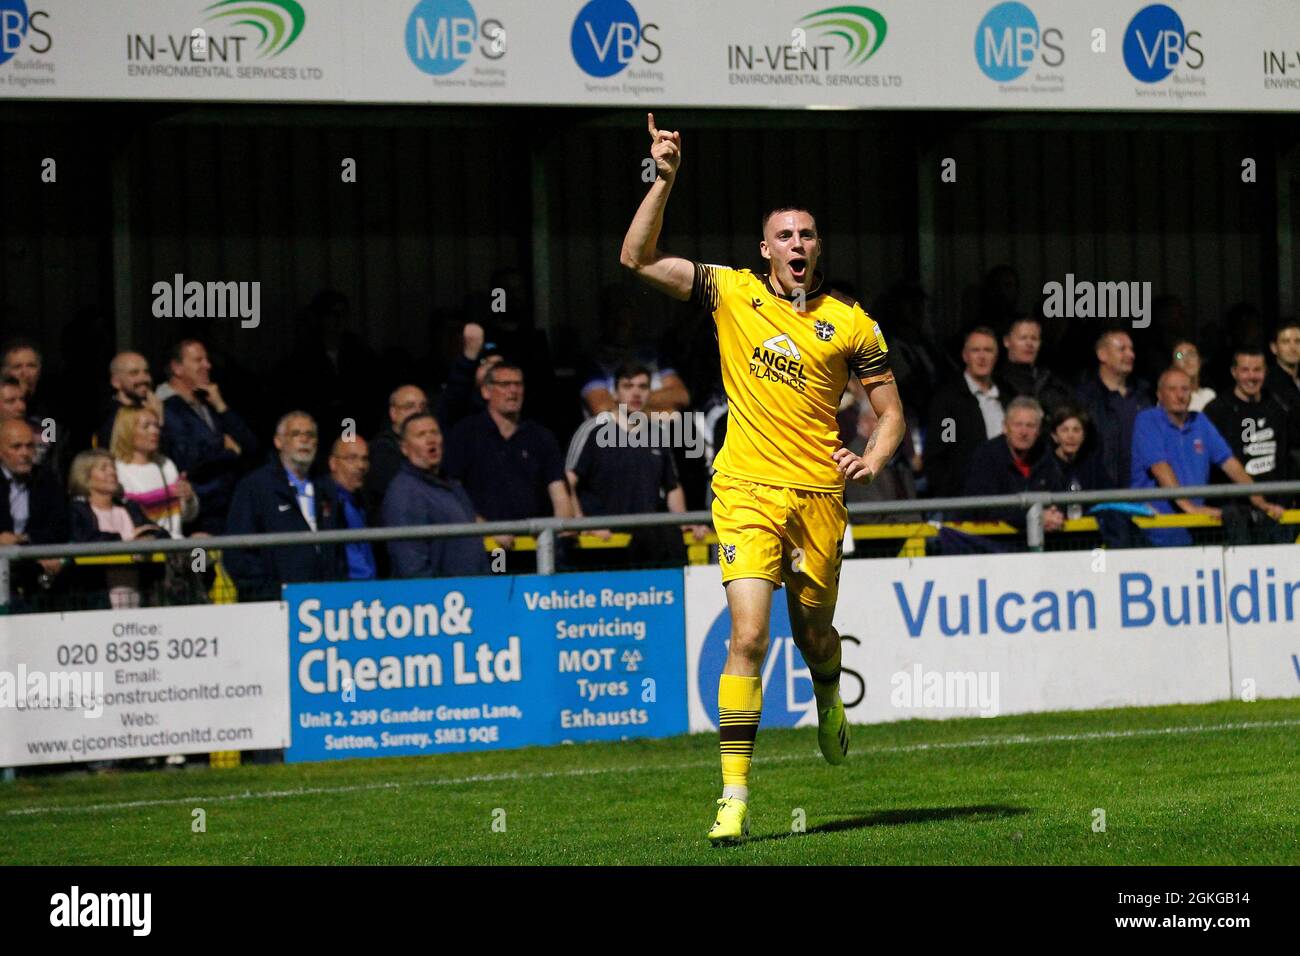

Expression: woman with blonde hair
xmin=67 ymin=449 xmax=167 ymax=608
xmin=110 ymin=405 xmax=198 ymax=537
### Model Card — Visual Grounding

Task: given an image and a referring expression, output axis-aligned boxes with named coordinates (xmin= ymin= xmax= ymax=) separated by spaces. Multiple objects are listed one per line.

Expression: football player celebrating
xmin=620 ymin=114 xmax=906 ymax=842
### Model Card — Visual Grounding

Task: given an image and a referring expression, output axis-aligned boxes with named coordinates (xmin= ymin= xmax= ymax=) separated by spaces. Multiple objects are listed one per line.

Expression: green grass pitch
xmin=3 ymin=698 xmax=1297 ymax=866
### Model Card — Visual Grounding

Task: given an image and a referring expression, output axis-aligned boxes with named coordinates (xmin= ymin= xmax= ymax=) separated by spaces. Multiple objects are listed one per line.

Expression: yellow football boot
xmin=707 ymin=796 xmax=750 ymax=843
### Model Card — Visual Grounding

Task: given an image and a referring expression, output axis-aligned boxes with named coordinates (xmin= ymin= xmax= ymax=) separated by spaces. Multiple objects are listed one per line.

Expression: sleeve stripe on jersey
xmin=565 ymin=414 xmax=606 ymax=472
xmin=690 ymin=262 xmax=720 ymax=312
xmin=857 ymin=370 xmax=896 ymax=386
xmin=851 ymin=355 xmax=893 ymax=382
xmin=851 ymin=318 xmax=892 ymax=382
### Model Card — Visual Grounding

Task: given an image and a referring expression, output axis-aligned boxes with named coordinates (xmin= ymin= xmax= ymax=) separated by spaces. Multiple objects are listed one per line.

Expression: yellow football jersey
xmin=692 ymin=263 xmax=893 ymax=492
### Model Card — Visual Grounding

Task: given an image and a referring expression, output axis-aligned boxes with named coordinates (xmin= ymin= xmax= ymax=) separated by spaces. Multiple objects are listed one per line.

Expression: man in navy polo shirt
xmin=1077 ymin=329 xmax=1153 ymax=490
xmin=1131 ymin=367 xmax=1282 ymax=547
xmin=442 ymin=362 xmax=572 ymax=553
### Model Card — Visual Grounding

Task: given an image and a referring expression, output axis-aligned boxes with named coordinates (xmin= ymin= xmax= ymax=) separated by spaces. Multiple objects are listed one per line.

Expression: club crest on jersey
xmin=814 ymin=319 xmax=835 ymax=342
xmin=721 ymin=544 xmax=737 ymax=564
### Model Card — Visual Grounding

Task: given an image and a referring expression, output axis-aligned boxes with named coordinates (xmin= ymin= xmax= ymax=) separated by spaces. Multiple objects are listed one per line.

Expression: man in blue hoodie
xmin=383 ymin=411 xmax=488 ymax=579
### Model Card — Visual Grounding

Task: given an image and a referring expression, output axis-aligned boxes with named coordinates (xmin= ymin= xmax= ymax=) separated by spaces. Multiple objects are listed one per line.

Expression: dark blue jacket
xmin=0 ymin=466 xmax=68 ymax=601
xmin=923 ymin=376 xmax=1006 ymax=499
xmin=962 ymin=436 xmax=1065 ymax=528
xmin=382 ymin=460 xmax=488 ymax=579
xmin=68 ymin=497 xmax=161 ymax=542
xmin=0 ymin=466 xmax=67 ymax=545
xmin=223 ymin=460 xmax=346 ymax=600
xmin=162 ymin=393 xmax=257 ymax=533
xmin=68 ymin=497 xmax=167 ymax=606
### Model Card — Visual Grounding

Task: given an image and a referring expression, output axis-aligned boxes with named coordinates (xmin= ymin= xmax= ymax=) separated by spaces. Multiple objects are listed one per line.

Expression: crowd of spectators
xmin=3 ymin=267 xmax=1299 ymax=607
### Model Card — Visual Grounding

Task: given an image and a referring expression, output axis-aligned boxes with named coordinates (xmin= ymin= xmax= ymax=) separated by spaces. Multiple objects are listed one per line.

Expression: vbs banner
xmin=0 ymin=603 xmax=289 ymax=766
xmin=685 ymin=546 xmax=1300 ymax=732
xmin=285 ymin=569 xmax=686 ymax=762
xmin=2 ymin=1 xmax=1299 ymax=112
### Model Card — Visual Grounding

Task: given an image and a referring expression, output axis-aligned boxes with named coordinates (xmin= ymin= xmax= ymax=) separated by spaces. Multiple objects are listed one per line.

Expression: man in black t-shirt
xmin=1204 ymin=345 xmax=1297 ymax=543
xmin=1204 ymin=346 xmax=1297 ymax=505
xmin=441 ymin=363 xmax=571 ymax=553
xmin=566 ymin=362 xmax=706 ymax=567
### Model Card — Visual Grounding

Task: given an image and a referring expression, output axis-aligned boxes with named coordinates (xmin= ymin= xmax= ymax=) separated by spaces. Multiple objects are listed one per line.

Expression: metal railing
xmin=2 ymin=480 xmax=1298 ymax=608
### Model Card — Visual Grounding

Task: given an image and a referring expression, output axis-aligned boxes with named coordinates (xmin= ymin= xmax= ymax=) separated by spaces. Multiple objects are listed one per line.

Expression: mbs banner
xmin=284 ymin=570 xmax=687 ymax=762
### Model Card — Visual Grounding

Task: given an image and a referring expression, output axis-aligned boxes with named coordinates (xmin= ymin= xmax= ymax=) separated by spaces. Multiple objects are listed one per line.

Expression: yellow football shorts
xmin=710 ymin=471 xmax=846 ymax=608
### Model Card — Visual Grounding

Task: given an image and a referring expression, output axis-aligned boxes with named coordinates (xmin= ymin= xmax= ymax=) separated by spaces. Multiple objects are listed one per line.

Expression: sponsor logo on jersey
xmin=762 ymin=333 xmax=801 ymax=359
xmin=748 ymin=337 xmax=809 ymax=393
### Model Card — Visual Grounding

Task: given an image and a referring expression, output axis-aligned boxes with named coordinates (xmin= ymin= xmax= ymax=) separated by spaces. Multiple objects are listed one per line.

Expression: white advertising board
xmin=0 ymin=601 xmax=289 ymax=766
xmin=1221 ymin=544 xmax=1300 ymax=702
xmin=0 ymin=1 xmax=1297 ymax=112
xmin=685 ymin=546 xmax=1263 ymax=732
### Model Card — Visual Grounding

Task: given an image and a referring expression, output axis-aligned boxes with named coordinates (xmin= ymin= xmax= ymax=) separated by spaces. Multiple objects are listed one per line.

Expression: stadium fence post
xmin=1026 ymin=502 xmax=1044 ymax=552
xmin=536 ymin=528 xmax=556 ymax=576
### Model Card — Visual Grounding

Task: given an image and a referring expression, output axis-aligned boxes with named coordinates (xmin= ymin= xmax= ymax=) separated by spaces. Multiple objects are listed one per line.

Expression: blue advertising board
xmin=284 ymin=569 xmax=687 ymax=762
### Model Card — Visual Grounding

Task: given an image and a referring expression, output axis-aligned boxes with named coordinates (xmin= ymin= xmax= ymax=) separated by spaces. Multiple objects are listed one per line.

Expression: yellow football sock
xmin=808 ymin=638 xmax=842 ymax=710
xmin=719 ymin=674 xmax=763 ymax=789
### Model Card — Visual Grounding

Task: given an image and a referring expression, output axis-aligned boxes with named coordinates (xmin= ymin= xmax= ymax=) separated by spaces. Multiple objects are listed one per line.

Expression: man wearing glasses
xmin=442 ymin=362 xmax=572 ymax=556
xmin=224 ymin=411 xmax=347 ymax=601
xmin=322 ymin=434 xmax=377 ymax=581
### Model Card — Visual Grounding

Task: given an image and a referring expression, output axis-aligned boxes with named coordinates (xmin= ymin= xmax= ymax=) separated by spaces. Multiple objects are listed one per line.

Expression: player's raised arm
xmin=619 ymin=112 xmax=695 ymax=302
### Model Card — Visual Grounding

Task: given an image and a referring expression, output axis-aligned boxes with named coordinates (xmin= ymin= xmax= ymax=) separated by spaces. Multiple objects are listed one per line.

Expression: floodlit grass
xmin=3 ymin=699 xmax=1297 ymax=865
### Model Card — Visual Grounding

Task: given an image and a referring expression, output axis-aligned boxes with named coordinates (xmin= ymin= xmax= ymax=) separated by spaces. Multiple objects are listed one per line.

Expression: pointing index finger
xmin=647 ymin=112 xmax=659 ymax=141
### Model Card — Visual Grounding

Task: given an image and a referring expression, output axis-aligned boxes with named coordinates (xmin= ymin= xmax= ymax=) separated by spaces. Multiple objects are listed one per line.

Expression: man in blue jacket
xmin=159 ymin=339 xmax=257 ymax=534
xmin=223 ymin=411 xmax=346 ymax=601
xmin=383 ymin=411 xmax=488 ymax=579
